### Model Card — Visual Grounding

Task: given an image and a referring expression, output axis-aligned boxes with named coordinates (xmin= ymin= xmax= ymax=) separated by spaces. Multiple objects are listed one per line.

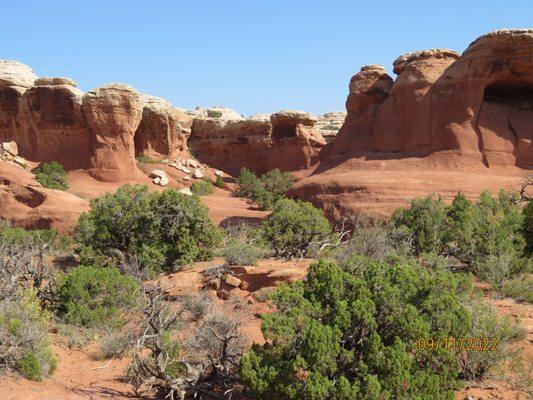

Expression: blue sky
xmin=2 ymin=1 xmax=531 ymax=115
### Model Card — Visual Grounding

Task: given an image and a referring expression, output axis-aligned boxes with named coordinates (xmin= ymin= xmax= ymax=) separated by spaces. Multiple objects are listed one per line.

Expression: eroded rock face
xmin=135 ymin=95 xmax=193 ymax=160
xmin=21 ymin=81 xmax=91 ymax=169
xmin=82 ymin=84 xmax=143 ymax=182
xmin=189 ymin=109 xmax=326 ymax=175
xmin=0 ymin=60 xmax=37 ymax=88
xmin=323 ymin=31 xmax=533 ymax=169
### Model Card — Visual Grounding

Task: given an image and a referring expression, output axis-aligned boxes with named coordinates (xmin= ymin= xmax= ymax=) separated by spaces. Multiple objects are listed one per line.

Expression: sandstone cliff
xmin=293 ymin=29 xmax=533 ymax=219
xmin=189 ymin=108 xmax=326 ymax=175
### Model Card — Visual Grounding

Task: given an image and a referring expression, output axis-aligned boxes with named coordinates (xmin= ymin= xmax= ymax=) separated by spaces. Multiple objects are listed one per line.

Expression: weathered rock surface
xmin=294 ymin=30 xmax=533 ymax=218
xmin=0 ymin=60 xmax=37 ymax=88
xmin=189 ymin=109 xmax=326 ymax=175
xmin=315 ymin=112 xmax=346 ymax=143
xmin=21 ymin=81 xmax=90 ymax=169
xmin=135 ymin=95 xmax=193 ymax=160
xmin=82 ymin=84 xmax=143 ymax=182
xmin=0 ymin=160 xmax=89 ymax=233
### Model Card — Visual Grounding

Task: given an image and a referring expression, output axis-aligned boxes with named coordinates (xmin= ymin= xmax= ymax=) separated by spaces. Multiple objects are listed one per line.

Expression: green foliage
xmin=241 ymin=257 xmax=471 ymax=399
xmin=502 ymin=274 xmax=533 ymax=303
xmin=136 ymin=155 xmax=161 ymax=165
xmin=393 ymin=191 xmax=529 ymax=291
xmin=214 ymin=174 xmax=226 ymax=188
xmin=33 ymin=161 xmax=69 ymax=190
xmin=56 ymin=266 xmax=138 ymax=327
xmin=392 ymin=195 xmax=448 ymax=254
xmin=260 ymin=199 xmax=331 ymax=259
xmin=0 ymin=289 xmax=56 ymax=381
xmin=75 ymin=185 xmax=222 ymax=273
xmin=190 ymin=179 xmax=214 ymax=196
xmin=207 ymin=110 xmax=223 ymax=118
xmin=236 ymin=167 xmax=294 ymax=210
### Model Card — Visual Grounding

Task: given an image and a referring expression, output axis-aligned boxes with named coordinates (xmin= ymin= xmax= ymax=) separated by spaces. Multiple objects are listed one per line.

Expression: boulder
xmin=150 ymin=169 xmax=169 ymax=186
xmin=82 ymin=84 xmax=143 ymax=182
xmin=0 ymin=60 xmax=37 ymax=88
xmin=193 ymin=169 xmax=204 ymax=179
xmin=179 ymin=187 xmax=193 ymax=196
xmin=224 ymin=274 xmax=242 ymax=288
xmin=2 ymin=141 xmax=18 ymax=156
xmin=34 ymin=77 xmax=77 ymax=87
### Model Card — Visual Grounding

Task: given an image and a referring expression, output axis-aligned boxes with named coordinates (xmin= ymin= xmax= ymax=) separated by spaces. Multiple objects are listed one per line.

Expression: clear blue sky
xmin=2 ymin=1 xmax=531 ymax=115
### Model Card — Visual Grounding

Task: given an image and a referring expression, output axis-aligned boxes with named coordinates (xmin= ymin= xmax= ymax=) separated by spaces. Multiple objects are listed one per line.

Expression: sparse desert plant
xmin=33 ymin=161 xmax=69 ymax=190
xmin=260 ymin=198 xmax=331 ymax=259
xmin=98 ymin=329 xmax=133 ymax=359
xmin=241 ymin=257 xmax=471 ymax=399
xmin=75 ymin=184 xmax=222 ymax=274
xmin=219 ymin=224 xmax=269 ymax=266
xmin=56 ymin=265 xmax=139 ymax=328
xmin=136 ymin=154 xmax=161 ymax=165
xmin=0 ymin=289 xmax=56 ymax=381
xmin=190 ymin=178 xmax=214 ymax=195
xmin=459 ymin=297 xmax=523 ymax=380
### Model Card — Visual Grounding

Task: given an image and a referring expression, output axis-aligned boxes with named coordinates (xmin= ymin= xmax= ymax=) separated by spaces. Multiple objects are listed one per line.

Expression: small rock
xmin=2 ymin=141 xmax=18 ymax=156
xmin=228 ymin=287 xmax=250 ymax=299
xmin=224 ymin=274 xmax=242 ymax=288
xmin=183 ymin=175 xmax=191 ymax=181
xmin=13 ymin=156 xmax=27 ymax=167
xmin=193 ymin=169 xmax=204 ymax=179
xmin=186 ymin=158 xmax=199 ymax=168
xmin=179 ymin=187 xmax=193 ymax=196
xmin=239 ymin=281 xmax=250 ymax=290
xmin=214 ymin=169 xmax=223 ymax=176
xmin=177 ymin=165 xmax=191 ymax=174
xmin=150 ymin=169 xmax=169 ymax=186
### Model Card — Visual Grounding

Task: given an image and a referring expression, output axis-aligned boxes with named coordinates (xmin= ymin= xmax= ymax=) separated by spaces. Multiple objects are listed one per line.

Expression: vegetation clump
xmin=241 ymin=256 xmax=472 ymax=399
xmin=236 ymin=167 xmax=294 ymax=210
xmin=260 ymin=198 xmax=331 ymax=259
xmin=56 ymin=265 xmax=138 ymax=327
xmin=190 ymin=178 xmax=214 ymax=195
xmin=75 ymin=184 xmax=223 ymax=274
xmin=33 ymin=161 xmax=69 ymax=190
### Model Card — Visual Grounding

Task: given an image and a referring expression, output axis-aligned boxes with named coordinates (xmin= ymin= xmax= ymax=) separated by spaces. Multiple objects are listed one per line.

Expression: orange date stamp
xmin=416 ymin=337 xmax=499 ymax=352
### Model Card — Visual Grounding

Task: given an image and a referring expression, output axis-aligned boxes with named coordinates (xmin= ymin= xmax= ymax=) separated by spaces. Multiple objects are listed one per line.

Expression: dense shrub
xmin=214 ymin=174 xmax=226 ymax=188
xmin=241 ymin=257 xmax=471 ymax=399
xmin=75 ymin=185 xmax=222 ymax=273
xmin=190 ymin=179 xmax=214 ymax=195
xmin=207 ymin=110 xmax=223 ymax=118
xmin=393 ymin=191 xmax=529 ymax=292
xmin=236 ymin=167 xmax=294 ymax=210
xmin=0 ymin=289 xmax=56 ymax=381
xmin=260 ymin=199 xmax=331 ymax=259
xmin=56 ymin=266 xmax=138 ymax=327
xmin=219 ymin=224 xmax=269 ymax=266
xmin=33 ymin=161 xmax=69 ymax=190
xmin=502 ymin=274 xmax=533 ymax=303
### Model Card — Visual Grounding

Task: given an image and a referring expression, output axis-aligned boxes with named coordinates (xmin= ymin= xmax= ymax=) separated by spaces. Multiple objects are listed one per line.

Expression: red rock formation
xmin=82 ymin=84 xmax=143 ymax=182
xmin=189 ymin=110 xmax=326 ymax=175
xmin=0 ymin=160 xmax=89 ymax=233
xmin=135 ymin=95 xmax=193 ymax=160
xmin=21 ymin=79 xmax=91 ymax=169
xmin=294 ymin=30 xmax=532 ymax=219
